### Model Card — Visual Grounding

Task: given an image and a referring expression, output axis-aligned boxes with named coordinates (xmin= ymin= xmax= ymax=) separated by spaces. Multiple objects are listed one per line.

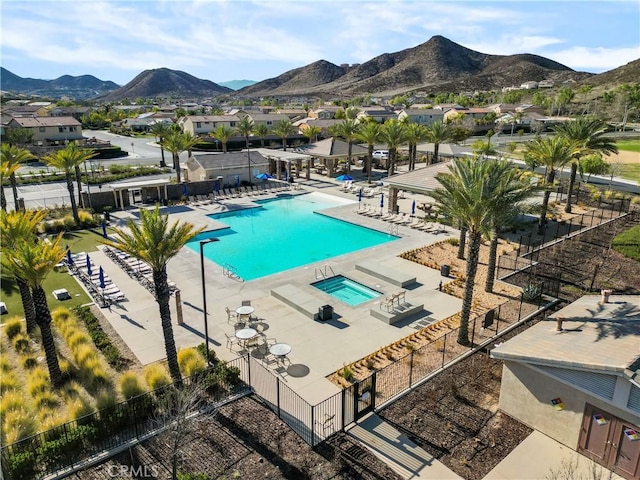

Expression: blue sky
xmin=1 ymin=0 xmax=639 ymax=86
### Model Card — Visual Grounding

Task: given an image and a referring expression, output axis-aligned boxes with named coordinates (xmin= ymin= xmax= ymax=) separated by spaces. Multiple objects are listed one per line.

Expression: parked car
xmin=372 ymin=150 xmax=389 ymax=160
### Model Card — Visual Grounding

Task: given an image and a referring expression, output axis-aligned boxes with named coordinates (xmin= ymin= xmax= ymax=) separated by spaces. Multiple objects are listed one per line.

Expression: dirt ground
xmin=604 ymin=149 xmax=640 ymax=164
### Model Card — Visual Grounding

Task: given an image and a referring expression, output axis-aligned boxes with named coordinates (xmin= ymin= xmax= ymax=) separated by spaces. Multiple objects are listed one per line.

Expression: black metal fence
xmin=0 ymin=357 xmax=250 ymax=480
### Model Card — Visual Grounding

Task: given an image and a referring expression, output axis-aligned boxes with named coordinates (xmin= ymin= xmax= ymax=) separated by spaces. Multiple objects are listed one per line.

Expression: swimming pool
xmin=312 ymin=275 xmax=382 ymax=306
xmin=188 ymin=192 xmax=397 ymax=281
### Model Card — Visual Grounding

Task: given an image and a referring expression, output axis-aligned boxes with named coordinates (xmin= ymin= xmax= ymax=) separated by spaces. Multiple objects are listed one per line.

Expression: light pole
xmin=200 ymin=238 xmax=219 ymax=365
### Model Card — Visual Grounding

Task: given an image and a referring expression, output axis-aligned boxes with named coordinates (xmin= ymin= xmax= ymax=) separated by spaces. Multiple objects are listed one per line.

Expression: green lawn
xmin=613 ymin=225 xmax=640 ymax=261
xmin=617 ymin=139 xmax=640 ymax=153
xmin=618 ymin=163 xmax=640 ymax=184
xmin=1 ymin=228 xmax=110 ymax=323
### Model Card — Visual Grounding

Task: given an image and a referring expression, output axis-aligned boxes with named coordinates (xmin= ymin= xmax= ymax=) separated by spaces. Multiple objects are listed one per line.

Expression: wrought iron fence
xmin=0 ymin=356 xmax=250 ymax=480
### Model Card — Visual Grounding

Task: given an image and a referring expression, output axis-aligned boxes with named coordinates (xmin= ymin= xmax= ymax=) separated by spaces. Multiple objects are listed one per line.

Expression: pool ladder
xmin=387 ymin=223 xmax=399 ymax=235
xmin=315 ymin=264 xmax=335 ymax=280
xmin=223 ymin=263 xmax=243 ymax=282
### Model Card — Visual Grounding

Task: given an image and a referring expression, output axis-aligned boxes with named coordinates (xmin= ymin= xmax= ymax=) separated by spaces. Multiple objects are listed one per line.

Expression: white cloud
xmin=547 ymin=46 xmax=640 ymax=73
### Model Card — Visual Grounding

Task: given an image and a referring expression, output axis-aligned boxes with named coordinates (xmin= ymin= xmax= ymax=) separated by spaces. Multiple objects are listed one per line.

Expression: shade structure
xmin=255 ymin=173 xmax=273 ymax=180
xmin=336 ymin=174 xmax=353 ymax=182
xmin=101 ymin=220 xmax=107 ymax=238
xmin=66 ymin=247 xmax=73 ymax=265
xmin=411 ymin=199 xmax=416 ymax=215
xmin=98 ymin=266 xmax=106 ymax=289
xmin=86 ymin=255 xmax=92 ymax=276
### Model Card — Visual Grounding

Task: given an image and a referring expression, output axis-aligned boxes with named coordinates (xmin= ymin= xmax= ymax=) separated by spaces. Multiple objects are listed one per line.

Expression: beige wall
xmin=499 ymin=362 xmax=638 ymax=449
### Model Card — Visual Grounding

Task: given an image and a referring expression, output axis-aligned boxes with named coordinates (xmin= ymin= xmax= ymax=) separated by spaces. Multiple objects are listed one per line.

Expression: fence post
xmin=441 ymin=332 xmax=447 ymax=368
xmin=371 ymin=373 xmax=377 ymax=411
xmin=471 ymin=317 xmax=477 ymax=347
xmin=409 ymin=351 xmax=414 ymax=387
xmin=246 ymin=352 xmax=251 ymax=387
xmin=341 ymin=388 xmax=347 ymax=430
xmin=276 ymin=379 xmax=281 ymax=417
xmin=496 ymin=305 xmax=501 ymax=333
xmin=311 ymin=404 xmax=315 ymax=446
xmin=591 ymin=209 xmax=595 ymax=228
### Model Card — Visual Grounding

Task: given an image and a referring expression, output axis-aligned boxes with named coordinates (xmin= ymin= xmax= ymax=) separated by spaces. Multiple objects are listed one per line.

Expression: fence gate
xmin=354 ymin=374 xmax=376 ymax=421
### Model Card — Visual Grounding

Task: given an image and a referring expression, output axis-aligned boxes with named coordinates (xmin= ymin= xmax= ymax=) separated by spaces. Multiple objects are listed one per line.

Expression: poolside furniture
xmin=269 ymin=343 xmax=292 ymax=365
xmin=52 ymin=289 xmax=71 ymax=300
xmin=0 ymin=302 xmax=7 ymax=314
xmin=225 ymin=306 xmax=238 ymax=324
xmin=236 ymin=304 xmax=255 ymax=322
xmin=225 ymin=332 xmax=242 ymax=351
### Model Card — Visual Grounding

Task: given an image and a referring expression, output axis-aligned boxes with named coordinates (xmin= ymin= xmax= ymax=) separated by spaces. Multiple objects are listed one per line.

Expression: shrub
xmin=73 ymin=306 xmax=131 ymax=371
xmin=119 ymin=371 xmax=146 ymax=400
xmin=66 ymin=331 xmax=90 ymax=350
xmin=178 ymin=348 xmax=206 ymax=377
xmin=0 ymin=369 xmax=19 ymax=393
xmin=12 ymin=334 xmax=31 ymax=354
xmin=144 ymin=364 xmax=172 ymax=390
xmin=4 ymin=317 xmax=23 ymax=339
xmin=67 ymin=397 xmax=94 ymax=420
xmin=33 ymin=391 xmax=59 ymax=409
xmin=2 ymin=409 xmax=38 ymax=444
xmin=338 ymin=365 xmax=354 ymax=381
xmin=196 ymin=342 xmax=217 ymax=363
xmin=0 ymin=391 xmax=25 ymax=417
xmin=95 ymin=388 xmax=118 ymax=411
xmin=22 ymin=356 xmax=38 ymax=370
xmin=27 ymin=368 xmax=51 ymax=396
xmin=72 ymin=343 xmax=99 ymax=367
xmin=4 ymin=450 xmax=36 ymax=479
xmin=522 ymin=282 xmax=543 ymax=301
xmin=0 ymin=355 xmax=11 ymax=373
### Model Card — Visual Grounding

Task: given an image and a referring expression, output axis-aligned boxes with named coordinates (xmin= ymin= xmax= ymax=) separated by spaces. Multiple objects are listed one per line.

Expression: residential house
xmin=443 ymin=107 xmax=495 ymax=133
xmin=539 ymin=79 xmax=555 ymax=88
xmin=433 ymin=103 xmax=464 ymax=112
xmin=294 ymin=118 xmax=340 ymax=139
xmin=486 ymin=103 xmax=519 ymax=115
xmin=179 ymin=115 xmax=240 ymax=136
xmin=244 ymin=113 xmax=291 ymax=129
xmin=3 ymin=104 xmax=49 ymax=117
xmin=516 ymin=104 xmax=546 ymax=115
xmin=277 ymin=108 xmax=308 ymax=121
xmin=520 ymin=81 xmax=539 ymax=90
xmin=397 ymin=109 xmax=444 ymax=126
xmin=121 ymin=117 xmax=155 ymax=132
xmin=185 ymin=151 xmax=269 ymax=185
xmin=491 ymin=294 xmax=640 ymax=480
xmin=308 ymin=106 xmax=343 ymax=120
xmin=7 ymin=116 xmax=83 ymax=145
xmin=48 ymin=106 xmax=94 ymax=121
xmin=356 ymin=106 xmax=396 ymax=124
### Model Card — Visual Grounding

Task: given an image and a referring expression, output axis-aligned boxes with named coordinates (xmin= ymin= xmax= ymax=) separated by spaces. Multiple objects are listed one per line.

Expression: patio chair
xmin=225 ymin=306 xmax=238 ymax=324
xmin=380 ymin=296 xmax=396 ymax=312
xmin=225 ymin=333 xmax=242 ymax=351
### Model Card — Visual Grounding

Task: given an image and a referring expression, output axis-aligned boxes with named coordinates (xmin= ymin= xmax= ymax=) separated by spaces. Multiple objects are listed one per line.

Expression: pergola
xmin=109 ymin=178 xmax=171 ymax=209
xmin=381 ymin=161 xmax=453 ymax=214
xmin=253 ymin=148 xmax=313 ymax=181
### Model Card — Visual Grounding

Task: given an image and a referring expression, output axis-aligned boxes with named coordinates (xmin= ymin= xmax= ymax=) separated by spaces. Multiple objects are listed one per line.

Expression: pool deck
xmin=95 ymin=173 xmax=462 ymax=405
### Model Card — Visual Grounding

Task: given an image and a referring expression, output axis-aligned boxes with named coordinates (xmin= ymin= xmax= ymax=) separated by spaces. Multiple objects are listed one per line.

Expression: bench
xmin=355 ymin=261 xmax=416 ymax=288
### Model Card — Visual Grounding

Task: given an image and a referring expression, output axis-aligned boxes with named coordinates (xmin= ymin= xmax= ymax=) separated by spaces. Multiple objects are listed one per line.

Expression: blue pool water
xmin=312 ymin=275 xmax=382 ymax=306
xmin=188 ymin=192 xmax=397 ymax=281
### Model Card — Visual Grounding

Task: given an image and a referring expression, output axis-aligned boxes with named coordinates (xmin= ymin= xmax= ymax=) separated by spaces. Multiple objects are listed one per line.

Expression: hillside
xmin=93 ymin=68 xmax=232 ymax=102
xmin=580 ymin=58 xmax=640 ymax=87
xmin=0 ymin=68 xmax=118 ymax=99
xmin=238 ymin=35 xmax=591 ymax=98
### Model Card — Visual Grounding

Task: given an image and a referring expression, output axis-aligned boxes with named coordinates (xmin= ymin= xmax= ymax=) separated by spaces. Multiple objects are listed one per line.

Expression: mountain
xmin=93 ymin=68 xmax=232 ymax=102
xmin=0 ymin=67 xmax=118 ymax=99
xmin=219 ymin=79 xmax=257 ymax=90
xmin=238 ymin=35 xmax=592 ymax=98
xmin=580 ymin=58 xmax=640 ymax=87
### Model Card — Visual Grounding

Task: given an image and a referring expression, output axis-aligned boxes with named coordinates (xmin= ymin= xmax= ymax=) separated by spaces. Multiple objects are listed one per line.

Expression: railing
xmin=223 ymin=263 xmax=242 ymax=281
xmin=387 ymin=223 xmax=399 ymax=235
xmin=314 ymin=264 xmax=335 ymax=280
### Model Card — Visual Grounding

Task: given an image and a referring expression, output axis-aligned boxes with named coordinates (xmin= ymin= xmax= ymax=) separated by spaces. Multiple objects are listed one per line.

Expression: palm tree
xmin=272 ymin=119 xmax=296 ymax=151
xmin=44 ymin=142 xmax=94 ymax=224
xmin=330 ymin=119 xmax=360 ymax=173
xmin=510 ymin=111 xmax=525 ymax=137
xmin=4 ymin=234 xmax=66 ymax=386
xmin=554 ymin=118 xmax=618 ymax=213
xmin=356 ymin=122 xmax=381 ymax=184
xmin=103 ymin=205 xmax=204 ymax=384
xmin=431 ymin=158 xmax=507 ymax=345
xmin=254 ymin=123 xmax=271 ymax=148
xmin=525 ymin=136 xmax=576 ymax=234
xmin=162 ymin=131 xmax=199 ymax=184
xmin=482 ymin=163 xmax=536 ymax=292
xmin=471 ymin=139 xmax=497 ymax=159
xmin=150 ymin=121 xmax=172 ymax=168
xmin=424 ymin=121 xmax=451 ymax=164
xmin=302 ymin=125 xmax=322 ymax=144
xmin=380 ymin=119 xmax=407 ymax=176
xmin=1 ymin=144 xmax=34 ymax=211
xmin=0 ymin=209 xmax=46 ymax=333
xmin=211 ymin=125 xmax=234 ymax=153
xmin=65 ymin=142 xmax=97 ymax=211
xmin=404 ymin=122 xmax=428 ymax=171
xmin=235 ymin=117 xmax=255 ymax=183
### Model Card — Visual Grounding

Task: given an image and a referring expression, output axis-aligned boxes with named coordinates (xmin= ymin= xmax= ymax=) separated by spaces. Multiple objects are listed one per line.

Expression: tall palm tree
xmin=525 ymin=136 xmax=576 ymax=234
xmin=150 ymin=121 xmax=172 ymax=168
xmin=302 ymin=125 xmax=322 ymax=144
xmin=4 ymin=234 xmax=66 ymax=386
xmin=254 ymin=123 xmax=271 ymax=148
xmin=211 ymin=125 xmax=234 ymax=153
xmin=425 ymin=121 xmax=451 ymax=164
xmin=103 ymin=206 xmax=204 ymax=384
xmin=431 ymin=158 xmax=506 ymax=345
xmin=404 ymin=122 xmax=428 ymax=171
xmin=0 ymin=209 xmax=46 ymax=333
xmin=510 ymin=111 xmax=525 ymax=137
xmin=482 ymin=164 xmax=536 ymax=292
xmin=64 ymin=142 xmax=97 ymax=211
xmin=44 ymin=142 xmax=94 ymax=224
xmin=356 ymin=122 xmax=381 ymax=184
xmin=162 ymin=131 xmax=200 ymax=183
xmin=330 ymin=119 xmax=360 ymax=173
xmin=380 ymin=119 xmax=407 ymax=176
xmin=272 ymin=119 xmax=296 ymax=151
xmin=235 ymin=117 xmax=255 ymax=183
xmin=1 ymin=144 xmax=34 ymax=211
xmin=554 ymin=118 xmax=618 ymax=213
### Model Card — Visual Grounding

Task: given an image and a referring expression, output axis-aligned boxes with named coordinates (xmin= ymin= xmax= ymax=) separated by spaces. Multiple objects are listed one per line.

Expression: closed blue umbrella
xmin=380 ymin=192 xmax=384 ymax=214
xmin=255 ymin=173 xmax=273 ymax=180
xmin=336 ymin=174 xmax=353 ymax=182
xmin=182 ymin=183 xmax=188 ymax=197
xmin=235 ymin=175 xmax=240 ymax=187
xmin=284 ymin=170 xmax=288 ymax=182
xmin=214 ymin=179 xmax=220 ymax=194
xmin=86 ymin=255 xmax=92 ymax=276
xmin=411 ymin=199 xmax=416 ymax=216
xmin=66 ymin=247 xmax=73 ymax=265
xmin=99 ymin=266 xmax=106 ymax=289
xmin=101 ymin=220 xmax=107 ymax=238
xmin=358 ymin=188 xmax=363 ymax=202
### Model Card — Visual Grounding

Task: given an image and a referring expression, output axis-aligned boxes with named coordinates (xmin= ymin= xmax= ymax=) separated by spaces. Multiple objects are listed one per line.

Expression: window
xmin=196 ymin=122 xmax=201 ymax=128
xmin=39 ymin=127 xmax=45 ymax=132
xmin=230 ymin=122 xmax=236 ymax=127
xmin=266 ymin=121 xmax=272 ymax=126
xmin=58 ymin=126 xmax=65 ymax=133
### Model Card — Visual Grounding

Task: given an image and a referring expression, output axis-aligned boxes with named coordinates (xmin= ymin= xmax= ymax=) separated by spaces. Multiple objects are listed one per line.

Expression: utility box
xmin=441 ymin=264 xmax=450 ymax=277
xmin=318 ymin=305 xmax=333 ymax=321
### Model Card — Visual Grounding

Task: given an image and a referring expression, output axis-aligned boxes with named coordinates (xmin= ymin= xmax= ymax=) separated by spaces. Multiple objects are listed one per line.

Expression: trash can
xmin=318 ymin=305 xmax=333 ymax=321
xmin=440 ymin=264 xmax=450 ymax=277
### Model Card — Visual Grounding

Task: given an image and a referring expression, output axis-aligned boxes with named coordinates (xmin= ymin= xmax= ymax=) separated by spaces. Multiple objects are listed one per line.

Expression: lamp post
xmin=200 ymin=238 xmax=219 ymax=365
